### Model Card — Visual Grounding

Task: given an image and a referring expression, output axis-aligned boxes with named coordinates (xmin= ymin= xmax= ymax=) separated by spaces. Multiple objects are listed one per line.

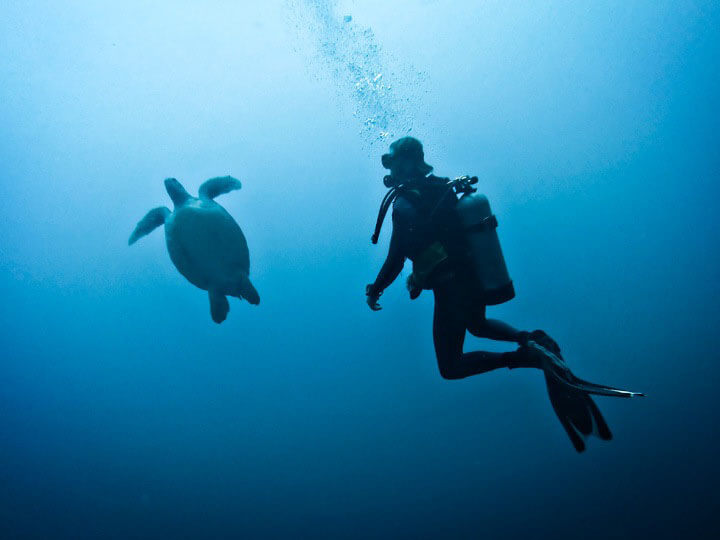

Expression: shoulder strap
xmin=371 ymin=187 xmax=400 ymax=244
xmin=371 ymin=176 xmax=471 ymax=244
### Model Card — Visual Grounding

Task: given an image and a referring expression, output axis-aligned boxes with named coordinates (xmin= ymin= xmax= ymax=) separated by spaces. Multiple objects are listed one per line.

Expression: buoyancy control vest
xmin=371 ymin=175 xmax=515 ymax=305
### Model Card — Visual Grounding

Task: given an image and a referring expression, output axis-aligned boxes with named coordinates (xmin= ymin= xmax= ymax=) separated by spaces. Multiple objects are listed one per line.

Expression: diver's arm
xmin=373 ymin=228 xmax=406 ymax=292
xmin=366 ymin=197 xmax=415 ymax=310
xmin=366 ymin=227 xmax=406 ymax=310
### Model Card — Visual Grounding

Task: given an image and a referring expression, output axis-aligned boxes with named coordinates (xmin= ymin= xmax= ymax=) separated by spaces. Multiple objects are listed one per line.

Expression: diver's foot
xmin=509 ymin=339 xmax=571 ymax=373
xmin=519 ymin=330 xmax=561 ymax=356
xmin=506 ymin=346 xmax=543 ymax=370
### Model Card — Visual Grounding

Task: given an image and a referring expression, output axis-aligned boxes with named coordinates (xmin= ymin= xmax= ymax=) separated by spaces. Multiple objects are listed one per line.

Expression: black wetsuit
xmin=370 ymin=175 xmax=524 ymax=379
xmin=369 ymin=175 xmax=619 ymax=453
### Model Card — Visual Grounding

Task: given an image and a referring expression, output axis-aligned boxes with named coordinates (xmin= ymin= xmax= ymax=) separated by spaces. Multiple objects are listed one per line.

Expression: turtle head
xmin=164 ymin=178 xmax=192 ymax=207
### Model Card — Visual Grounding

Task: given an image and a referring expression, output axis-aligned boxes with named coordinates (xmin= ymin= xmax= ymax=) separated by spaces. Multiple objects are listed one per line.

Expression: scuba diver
xmin=366 ymin=137 xmax=643 ymax=452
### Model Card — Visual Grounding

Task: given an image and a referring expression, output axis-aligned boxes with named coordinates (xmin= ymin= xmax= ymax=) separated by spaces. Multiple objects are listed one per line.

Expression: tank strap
xmin=464 ymin=214 xmax=498 ymax=233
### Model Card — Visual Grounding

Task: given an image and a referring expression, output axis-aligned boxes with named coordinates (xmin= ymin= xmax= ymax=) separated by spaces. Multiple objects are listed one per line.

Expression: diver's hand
xmin=406 ymin=274 xmax=422 ymax=300
xmin=366 ymin=284 xmax=382 ymax=311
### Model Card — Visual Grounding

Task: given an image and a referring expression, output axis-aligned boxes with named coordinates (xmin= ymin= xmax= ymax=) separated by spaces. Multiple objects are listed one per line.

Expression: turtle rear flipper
xmin=209 ymin=291 xmax=230 ymax=323
xmin=235 ymin=274 xmax=260 ymax=305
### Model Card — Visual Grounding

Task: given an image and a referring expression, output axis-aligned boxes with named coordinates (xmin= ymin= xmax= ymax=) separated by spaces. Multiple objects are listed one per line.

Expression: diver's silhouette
xmin=366 ymin=137 xmax=642 ymax=452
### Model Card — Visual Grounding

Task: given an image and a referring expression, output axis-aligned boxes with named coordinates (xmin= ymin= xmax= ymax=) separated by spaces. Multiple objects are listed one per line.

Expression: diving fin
xmin=527 ymin=341 xmax=627 ymax=452
xmin=529 ymin=341 xmax=645 ymax=398
xmin=545 ymin=372 xmax=613 ymax=452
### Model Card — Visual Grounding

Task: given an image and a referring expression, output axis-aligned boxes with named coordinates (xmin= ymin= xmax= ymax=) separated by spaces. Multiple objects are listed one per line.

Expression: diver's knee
xmin=438 ymin=363 xmax=464 ymax=380
xmin=468 ymin=320 xmax=490 ymax=338
xmin=468 ymin=326 xmax=486 ymax=338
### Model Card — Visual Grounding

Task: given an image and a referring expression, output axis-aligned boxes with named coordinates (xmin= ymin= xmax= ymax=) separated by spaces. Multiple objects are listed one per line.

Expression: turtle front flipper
xmin=209 ymin=290 xmax=230 ymax=323
xmin=199 ymin=176 xmax=242 ymax=200
xmin=128 ymin=207 xmax=170 ymax=245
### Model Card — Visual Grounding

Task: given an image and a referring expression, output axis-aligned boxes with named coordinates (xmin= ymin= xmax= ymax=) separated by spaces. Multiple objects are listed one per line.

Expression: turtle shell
xmin=164 ymin=198 xmax=250 ymax=293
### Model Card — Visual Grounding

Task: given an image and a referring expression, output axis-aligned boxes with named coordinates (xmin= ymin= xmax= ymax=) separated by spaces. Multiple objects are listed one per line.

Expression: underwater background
xmin=1 ymin=1 xmax=718 ymax=538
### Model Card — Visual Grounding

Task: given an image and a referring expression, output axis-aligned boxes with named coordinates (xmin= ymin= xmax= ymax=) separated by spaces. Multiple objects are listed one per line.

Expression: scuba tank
xmin=371 ymin=175 xmax=514 ymax=305
xmin=453 ymin=177 xmax=515 ymax=305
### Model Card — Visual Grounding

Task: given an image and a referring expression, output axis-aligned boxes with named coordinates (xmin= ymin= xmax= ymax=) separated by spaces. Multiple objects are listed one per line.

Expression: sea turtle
xmin=129 ymin=176 xmax=260 ymax=323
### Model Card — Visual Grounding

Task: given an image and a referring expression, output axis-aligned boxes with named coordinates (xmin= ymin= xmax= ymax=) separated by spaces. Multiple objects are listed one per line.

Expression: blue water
xmin=1 ymin=1 xmax=719 ymax=538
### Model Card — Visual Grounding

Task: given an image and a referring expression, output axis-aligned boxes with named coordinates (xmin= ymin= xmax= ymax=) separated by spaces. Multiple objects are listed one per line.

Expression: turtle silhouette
xmin=129 ymin=176 xmax=259 ymax=323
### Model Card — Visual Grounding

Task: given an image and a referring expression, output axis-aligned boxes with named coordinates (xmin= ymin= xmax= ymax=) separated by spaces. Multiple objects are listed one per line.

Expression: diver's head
xmin=164 ymin=178 xmax=191 ymax=207
xmin=382 ymin=137 xmax=433 ymax=185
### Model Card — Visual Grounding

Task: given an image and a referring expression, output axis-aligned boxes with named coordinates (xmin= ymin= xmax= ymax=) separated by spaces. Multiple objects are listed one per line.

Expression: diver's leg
xmin=433 ymin=290 xmax=518 ymax=379
xmin=466 ymin=302 xmax=522 ymax=342
xmin=470 ymin=318 xmax=523 ymax=342
xmin=470 ymin=313 xmax=561 ymax=355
